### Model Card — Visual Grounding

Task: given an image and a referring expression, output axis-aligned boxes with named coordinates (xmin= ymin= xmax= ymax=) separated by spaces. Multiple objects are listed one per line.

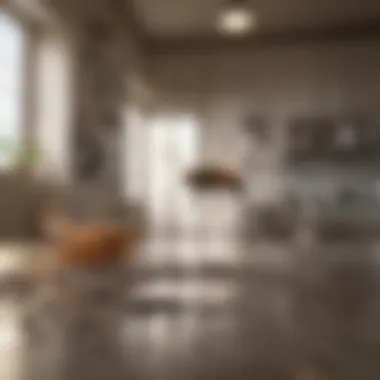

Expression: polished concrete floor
xmin=0 ymin=240 xmax=380 ymax=379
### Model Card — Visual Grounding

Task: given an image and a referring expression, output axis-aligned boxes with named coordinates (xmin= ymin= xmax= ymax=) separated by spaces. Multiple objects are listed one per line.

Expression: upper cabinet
xmin=287 ymin=114 xmax=380 ymax=164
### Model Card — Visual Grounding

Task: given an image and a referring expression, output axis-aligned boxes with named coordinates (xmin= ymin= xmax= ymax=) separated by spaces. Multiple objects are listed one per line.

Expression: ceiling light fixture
xmin=217 ymin=0 xmax=257 ymax=36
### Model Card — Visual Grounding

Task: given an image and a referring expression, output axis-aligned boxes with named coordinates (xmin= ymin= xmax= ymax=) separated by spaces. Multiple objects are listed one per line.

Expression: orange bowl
xmin=58 ymin=224 xmax=140 ymax=268
xmin=187 ymin=166 xmax=242 ymax=191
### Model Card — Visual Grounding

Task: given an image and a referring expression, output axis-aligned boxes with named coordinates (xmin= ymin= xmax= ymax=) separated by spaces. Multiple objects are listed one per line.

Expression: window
xmin=144 ymin=116 xmax=241 ymax=266
xmin=0 ymin=13 xmax=26 ymax=168
xmin=147 ymin=116 xmax=200 ymax=230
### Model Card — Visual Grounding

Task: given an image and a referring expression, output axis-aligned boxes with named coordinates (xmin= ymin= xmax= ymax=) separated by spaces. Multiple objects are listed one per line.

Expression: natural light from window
xmin=0 ymin=13 xmax=25 ymax=168
xmin=148 ymin=116 xmax=200 ymax=230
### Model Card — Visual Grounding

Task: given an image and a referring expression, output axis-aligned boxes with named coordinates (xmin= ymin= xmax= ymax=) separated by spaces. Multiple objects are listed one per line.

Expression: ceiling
xmin=131 ymin=0 xmax=380 ymax=42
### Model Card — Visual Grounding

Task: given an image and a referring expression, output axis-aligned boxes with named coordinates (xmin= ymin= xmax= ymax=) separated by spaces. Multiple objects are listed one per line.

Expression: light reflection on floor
xmin=137 ymin=237 xmax=294 ymax=269
xmin=0 ymin=241 xmax=380 ymax=379
xmin=0 ymin=300 xmax=22 ymax=380
xmin=133 ymin=279 xmax=239 ymax=304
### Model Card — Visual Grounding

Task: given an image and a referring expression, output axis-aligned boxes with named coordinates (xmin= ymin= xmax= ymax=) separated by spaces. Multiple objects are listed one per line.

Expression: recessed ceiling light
xmin=217 ymin=0 xmax=257 ymax=36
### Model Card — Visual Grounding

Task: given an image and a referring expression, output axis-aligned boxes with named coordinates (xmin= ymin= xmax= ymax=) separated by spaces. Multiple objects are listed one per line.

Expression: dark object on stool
xmin=187 ymin=165 xmax=243 ymax=192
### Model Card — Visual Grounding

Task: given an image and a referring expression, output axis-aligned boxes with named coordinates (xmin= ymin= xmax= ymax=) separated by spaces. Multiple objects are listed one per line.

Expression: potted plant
xmin=0 ymin=139 xmax=42 ymax=176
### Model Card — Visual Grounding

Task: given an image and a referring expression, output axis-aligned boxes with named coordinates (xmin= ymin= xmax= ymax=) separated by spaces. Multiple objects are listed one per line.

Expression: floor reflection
xmin=133 ymin=279 xmax=239 ymax=304
xmin=138 ymin=235 xmax=244 ymax=267
xmin=0 ymin=300 xmax=22 ymax=380
xmin=0 ymin=242 xmax=380 ymax=379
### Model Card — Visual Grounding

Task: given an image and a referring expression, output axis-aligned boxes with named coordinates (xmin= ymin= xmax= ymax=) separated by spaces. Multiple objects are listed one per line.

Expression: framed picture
xmin=244 ymin=115 xmax=271 ymax=143
xmin=102 ymin=109 xmax=120 ymax=129
xmin=286 ymin=113 xmax=380 ymax=165
xmin=73 ymin=128 xmax=106 ymax=181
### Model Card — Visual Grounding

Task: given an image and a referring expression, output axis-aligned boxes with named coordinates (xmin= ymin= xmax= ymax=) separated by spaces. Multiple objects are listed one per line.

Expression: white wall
xmin=152 ymin=40 xmax=380 ymax=204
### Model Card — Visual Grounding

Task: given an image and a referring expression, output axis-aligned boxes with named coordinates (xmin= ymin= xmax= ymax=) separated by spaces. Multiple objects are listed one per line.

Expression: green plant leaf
xmin=15 ymin=147 xmax=42 ymax=167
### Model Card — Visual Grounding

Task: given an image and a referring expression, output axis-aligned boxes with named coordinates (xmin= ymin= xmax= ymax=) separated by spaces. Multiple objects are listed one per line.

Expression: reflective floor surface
xmin=0 ymin=240 xmax=380 ymax=380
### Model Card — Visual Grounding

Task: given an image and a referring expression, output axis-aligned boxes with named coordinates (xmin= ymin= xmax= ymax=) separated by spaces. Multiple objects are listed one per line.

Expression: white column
xmin=34 ymin=27 xmax=76 ymax=183
xmin=122 ymin=104 xmax=146 ymax=200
